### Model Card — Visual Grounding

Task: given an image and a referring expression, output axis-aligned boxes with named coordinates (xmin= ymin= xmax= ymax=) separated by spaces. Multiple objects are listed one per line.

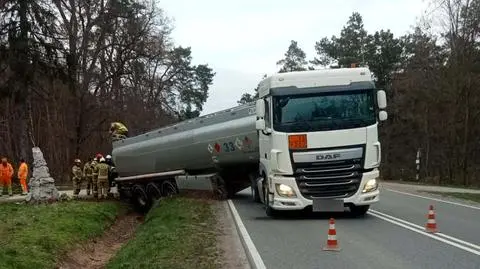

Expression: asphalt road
xmin=231 ymin=185 xmax=480 ymax=269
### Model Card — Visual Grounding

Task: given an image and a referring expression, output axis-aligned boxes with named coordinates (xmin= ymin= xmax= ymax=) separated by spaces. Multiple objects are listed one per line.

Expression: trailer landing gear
xmin=250 ymin=175 xmax=261 ymax=203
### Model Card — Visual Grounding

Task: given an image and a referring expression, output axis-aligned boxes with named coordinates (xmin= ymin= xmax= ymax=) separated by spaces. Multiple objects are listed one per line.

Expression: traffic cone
xmin=425 ymin=205 xmax=438 ymax=233
xmin=323 ymin=218 xmax=341 ymax=251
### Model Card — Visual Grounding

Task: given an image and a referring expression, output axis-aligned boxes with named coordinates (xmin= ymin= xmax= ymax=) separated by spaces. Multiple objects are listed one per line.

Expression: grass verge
xmin=421 ymin=191 xmax=480 ymax=203
xmin=0 ymin=200 xmax=124 ymax=269
xmin=106 ymin=197 xmax=219 ymax=269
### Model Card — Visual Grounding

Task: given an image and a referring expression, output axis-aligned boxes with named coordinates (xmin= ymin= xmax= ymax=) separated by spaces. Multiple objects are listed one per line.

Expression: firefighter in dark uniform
xmin=105 ymin=155 xmax=117 ymax=193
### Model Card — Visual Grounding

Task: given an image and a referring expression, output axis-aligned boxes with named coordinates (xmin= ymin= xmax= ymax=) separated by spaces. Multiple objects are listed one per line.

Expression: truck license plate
xmin=312 ymin=199 xmax=345 ymax=212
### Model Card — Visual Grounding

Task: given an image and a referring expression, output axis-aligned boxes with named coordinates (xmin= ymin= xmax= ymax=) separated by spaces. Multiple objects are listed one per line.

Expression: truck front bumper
xmin=268 ymin=169 xmax=380 ymax=211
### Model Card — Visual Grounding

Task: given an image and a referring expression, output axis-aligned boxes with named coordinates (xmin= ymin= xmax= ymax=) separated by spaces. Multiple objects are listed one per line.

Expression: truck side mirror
xmin=256 ymin=99 xmax=265 ymax=118
xmin=377 ymin=90 xmax=387 ymax=109
xmin=256 ymin=119 xmax=266 ymax=130
xmin=379 ymin=111 xmax=388 ymax=121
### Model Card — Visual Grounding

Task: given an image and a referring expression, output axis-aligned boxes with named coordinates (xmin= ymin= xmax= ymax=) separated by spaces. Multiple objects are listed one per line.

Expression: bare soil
xmin=56 ymin=210 xmax=143 ymax=269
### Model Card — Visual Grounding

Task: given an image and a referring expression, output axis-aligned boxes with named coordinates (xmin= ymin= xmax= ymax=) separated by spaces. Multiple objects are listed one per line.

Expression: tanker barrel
xmin=112 ymin=102 xmax=258 ymax=200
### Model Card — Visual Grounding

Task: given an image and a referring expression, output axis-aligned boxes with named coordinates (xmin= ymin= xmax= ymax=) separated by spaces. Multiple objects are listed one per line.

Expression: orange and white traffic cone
xmin=323 ymin=218 xmax=341 ymax=251
xmin=425 ymin=205 xmax=438 ymax=233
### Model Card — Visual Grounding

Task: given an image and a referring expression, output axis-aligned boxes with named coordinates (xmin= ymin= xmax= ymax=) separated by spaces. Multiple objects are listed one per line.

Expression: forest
xmin=238 ymin=0 xmax=480 ymax=186
xmin=0 ymin=0 xmax=214 ymax=182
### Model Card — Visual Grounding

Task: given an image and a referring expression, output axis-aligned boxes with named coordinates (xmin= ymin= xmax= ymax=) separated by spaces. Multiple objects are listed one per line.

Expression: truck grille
xmin=293 ymin=158 xmax=363 ymax=199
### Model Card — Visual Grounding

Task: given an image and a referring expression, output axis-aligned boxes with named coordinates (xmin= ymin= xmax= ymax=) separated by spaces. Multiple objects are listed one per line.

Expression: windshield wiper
xmin=281 ymin=118 xmax=313 ymax=131
xmin=344 ymin=118 xmax=373 ymax=127
xmin=296 ymin=117 xmax=313 ymax=131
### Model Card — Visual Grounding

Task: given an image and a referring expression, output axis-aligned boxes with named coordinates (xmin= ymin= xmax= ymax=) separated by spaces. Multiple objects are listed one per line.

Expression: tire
xmin=146 ymin=183 xmax=162 ymax=203
xmin=116 ymin=184 xmax=128 ymax=201
xmin=263 ymin=182 xmax=277 ymax=217
xmin=350 ymin=205 xmax=370 ymax=217
xmin=161 ymin=181 xmax=178 ymax=197
xmin=132 ymin=185 xmax=151 ymax=214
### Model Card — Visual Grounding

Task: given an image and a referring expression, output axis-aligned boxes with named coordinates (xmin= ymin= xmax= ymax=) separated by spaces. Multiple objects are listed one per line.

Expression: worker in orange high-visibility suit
xmin=17 ymin=158 xmax=29 ymax=195
xmin=0 ymin=157 xmax=14 ymax=196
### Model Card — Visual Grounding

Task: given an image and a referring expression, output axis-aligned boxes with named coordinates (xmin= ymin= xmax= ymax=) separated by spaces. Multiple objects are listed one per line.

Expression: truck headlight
xmin=362 ymin=179 xmax=378 ymax=193
xmin=275 ymin=184 xmax=297 ymax=198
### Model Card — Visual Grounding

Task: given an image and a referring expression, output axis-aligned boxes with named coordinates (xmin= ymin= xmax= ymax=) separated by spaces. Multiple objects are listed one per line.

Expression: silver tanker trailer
xmin=111 ymin=102 xmax=260 ymax=211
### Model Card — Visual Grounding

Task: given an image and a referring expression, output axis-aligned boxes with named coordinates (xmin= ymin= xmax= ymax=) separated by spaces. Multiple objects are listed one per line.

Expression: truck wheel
xmin=161 ymin=181 xmax=177 ymax=197
xmin=263 ymin=183 xmax=277 ymax=217
xmin=146 ymin=183 xmax=162 ymax=203
xmin=116 ymin=184 xmax=128 ymax=201
xmin=350 ymin=205 xmax=370 ymax=217
xmin=251 ymin=177 xmax=261 ymax=203
xmin=132 ymin=185 xmax=151 ymax=214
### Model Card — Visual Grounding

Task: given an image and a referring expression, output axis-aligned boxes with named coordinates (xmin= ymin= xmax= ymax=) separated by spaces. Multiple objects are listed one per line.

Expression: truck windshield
xmin=272 ymin=89 xmax=376 ymax=132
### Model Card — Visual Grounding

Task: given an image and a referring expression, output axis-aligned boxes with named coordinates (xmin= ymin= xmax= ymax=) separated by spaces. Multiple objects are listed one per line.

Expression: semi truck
xmin=111 ymin=67 xmax=388 ymax=217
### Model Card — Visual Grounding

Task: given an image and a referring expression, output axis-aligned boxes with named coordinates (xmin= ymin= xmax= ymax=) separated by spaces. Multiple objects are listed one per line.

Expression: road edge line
xmin=368 ymin=211 xmax=480 ymax=256
xmin=384 ymin=188 xmax=480 ymax=210
xmin=227 ymin=199 xmax=267 ymax=269
xmin=370 ymin=209 xmax=480 ymax=251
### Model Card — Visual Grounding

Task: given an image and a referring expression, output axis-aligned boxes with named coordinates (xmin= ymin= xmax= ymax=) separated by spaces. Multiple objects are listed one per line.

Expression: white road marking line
xmin=384 ymin=188 xmax=480 ymax=210
xmin=227 ymin=200 xmax=267 ymax=269
xmin=370 ymin=209 xmax=480 ymax=251
xmin=368 ymin=211 xmax=480 ymax=256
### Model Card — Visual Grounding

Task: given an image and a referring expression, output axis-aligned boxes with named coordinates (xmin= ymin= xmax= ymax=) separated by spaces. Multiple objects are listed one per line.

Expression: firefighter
xmin=83 ymin=158 xmax=94 ymax=195
xmin=17 ymin=158 xmax=29 ymax=195
xmin=96 ymin=157 xmax=110 ymax=199
xmin=0 ymin=157 xmax=14 ymax=196
xmin=72 ymin=159 xmax=83 ymax=199
xmin=91 ymin=156 xmax=99 ymax=198
xmin=105 ymin=155 xmax=115 ymax=192
xmin=105 ymin=154 xmax=114 ymax=166
xmin=109 ymin=122 xmax=128 ymax=141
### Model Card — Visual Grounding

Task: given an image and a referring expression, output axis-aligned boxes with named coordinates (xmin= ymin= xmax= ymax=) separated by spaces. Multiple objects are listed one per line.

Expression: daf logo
xmin=316 ymin=153 xmax=340 ymax=160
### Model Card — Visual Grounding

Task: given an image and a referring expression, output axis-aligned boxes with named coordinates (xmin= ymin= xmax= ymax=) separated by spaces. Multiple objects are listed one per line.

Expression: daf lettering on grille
xmin=316 ymin=153 xmax=341 ymax=160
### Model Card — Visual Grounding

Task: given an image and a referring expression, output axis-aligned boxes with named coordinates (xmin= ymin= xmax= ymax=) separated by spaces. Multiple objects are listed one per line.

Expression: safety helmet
xmin=106 ymin=155 xmax=112 ymax=159
xmin=96 ymin=153 xmax=103 ymax=159
xmin=74 ymin=159 xmax=81 ymax=163
xmin=100 ymin=157 xmax=106 ymax=163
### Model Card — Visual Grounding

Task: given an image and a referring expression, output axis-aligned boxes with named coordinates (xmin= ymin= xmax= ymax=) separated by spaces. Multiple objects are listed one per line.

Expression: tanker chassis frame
xmin=114 ymin=167 xmax=257 ymax=213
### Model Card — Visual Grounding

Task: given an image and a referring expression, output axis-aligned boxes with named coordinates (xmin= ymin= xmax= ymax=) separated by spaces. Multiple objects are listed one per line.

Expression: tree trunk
xmin=461 ymin=77 xmax=470 ymax=185
xmin=424 ymin=105 xmax=430 ymax=178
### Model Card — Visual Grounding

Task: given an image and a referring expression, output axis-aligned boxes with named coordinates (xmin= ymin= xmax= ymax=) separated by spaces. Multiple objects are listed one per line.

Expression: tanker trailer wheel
xmin=132 ymin=185 xmax=151 ymax=214
xmin=146 ymin=183 xmax=163 ymax=204
xmin=161 ymin=180 xmax=178 ymax=197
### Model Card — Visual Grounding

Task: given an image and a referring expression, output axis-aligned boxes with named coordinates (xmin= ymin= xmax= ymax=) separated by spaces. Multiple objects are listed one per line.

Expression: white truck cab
xmin=254 ymin=67 xmax=388 ymax=217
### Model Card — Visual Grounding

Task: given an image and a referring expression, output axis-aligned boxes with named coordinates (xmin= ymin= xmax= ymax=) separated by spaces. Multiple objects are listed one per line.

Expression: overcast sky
xmin=160 ymin=0 xmax=431 ymax=115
